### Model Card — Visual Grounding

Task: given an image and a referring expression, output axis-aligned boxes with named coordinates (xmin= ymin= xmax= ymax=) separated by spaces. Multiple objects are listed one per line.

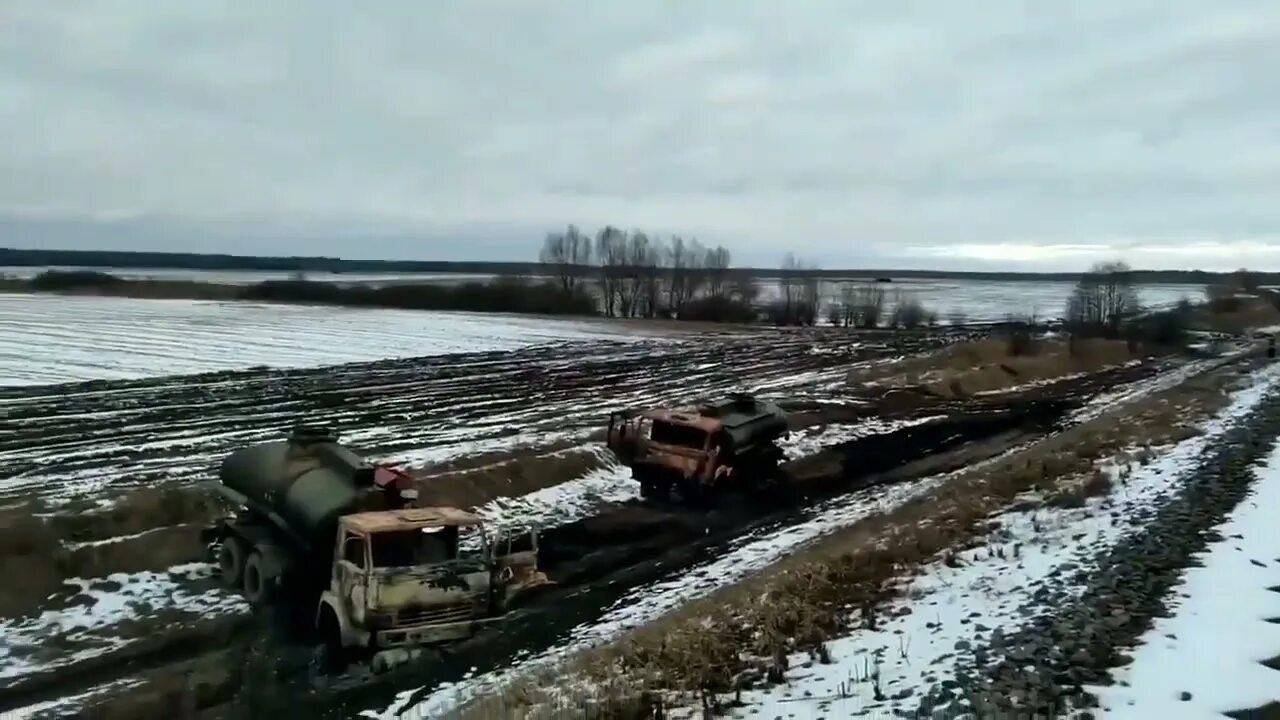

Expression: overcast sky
xmin=2 ymin=2 xmax=1279 ymax=271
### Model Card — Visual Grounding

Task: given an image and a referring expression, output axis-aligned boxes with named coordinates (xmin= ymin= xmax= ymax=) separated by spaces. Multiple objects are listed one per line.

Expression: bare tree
xmin=538 ymin=230 xmax=569 ymax=291
xmin=620 ymin=231 xmax=651 ymax=317
xmin=849 ymin=285 xmax=886 ymax=329
xmin=683 ymin=238 xmax=709 ymax=308
xmin=667 ymin=236 xmax=689 ymax=313
xmin=799 ymin=261 xmax=821 ymax=326
xmin=889 ymin=290 xmax=929 ymax=329
xmin=704 ymin=245 xmax=731 ymax=299
xmin=780 ymin=252 xmax=801 ymax=321
xmin=538 ymin=225 xmax=592 ymax=293
xmin=835 ymin=284 xmax=856 ymax=327
xmin=565 ymin=225 xmax=592 ymax=289
xmin=641 ymin=235 xmax=667 ymax=318
xmin=595 ymin=226 xmax=628 ymax=317
xmin=730 ymin=273 xmax=759 ymax=309
xmin=1065 ymin=260 xmax=1141 ymax=335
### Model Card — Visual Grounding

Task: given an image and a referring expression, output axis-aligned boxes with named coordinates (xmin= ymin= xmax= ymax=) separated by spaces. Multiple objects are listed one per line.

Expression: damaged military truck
xmin=201 ymin=426 xmax=548 ymax=672
xmin=606 ymin=393 xmax=790 ymax=507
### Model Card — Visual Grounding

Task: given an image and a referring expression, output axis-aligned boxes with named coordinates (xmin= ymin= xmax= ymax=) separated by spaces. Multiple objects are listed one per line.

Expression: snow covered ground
xmin=0 ymin=563 xmax=246 ymax=683
xmin=470 ymin=453 xmax=635 ymax=533
xmin=1091 ymin=446 xmax=1280 ymax=718
xmin=0 ymin=294 xmax=648 ymax=385
xmin=712 ymin=361 xmax=1280 ymax=719
xmin=777 ymin=416 xmax=946 ymax=460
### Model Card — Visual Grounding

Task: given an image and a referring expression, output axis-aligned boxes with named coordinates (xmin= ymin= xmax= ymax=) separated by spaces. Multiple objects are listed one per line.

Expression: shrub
xmin=30 ymin=269 xmax=124 ymax=290
xmin=680 ymin=296 xmax=757 ymax=324
xmin=890 ymin=295 xmax=929 ymax=329
xmin=1004 ymin=314 xmax=1037 ymax=356
xmin=1205 ymin=283 xmax=1242 ymax=313
xmin=826 ymin=303 xmax=844 ymax=327
xmin=1125 ymin=302 xmax=1192 ymax=349
xmin=766 ymin=299 xmax=818 ymax=326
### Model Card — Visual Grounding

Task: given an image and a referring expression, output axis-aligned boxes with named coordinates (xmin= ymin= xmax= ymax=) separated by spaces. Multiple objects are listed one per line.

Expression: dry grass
xmin=922 ymin=338 xmax=1141 ymax=398
xmin=847 ymin=337 xmax=1148 ymax=399
xmin=415 ymin=445 xmax=612 ymax=509
xmin=1189 ymin=296 xmax=1280 ymax=335
xmin=457 ymin=359 xmax=1249 ymax=719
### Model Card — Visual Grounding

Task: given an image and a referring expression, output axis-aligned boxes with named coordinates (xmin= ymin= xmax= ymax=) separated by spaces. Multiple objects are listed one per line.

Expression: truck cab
xmin=316 ymin=507 xmax=547 ymax=669
xmin=606 ymin=394 xmax=789 ymax=506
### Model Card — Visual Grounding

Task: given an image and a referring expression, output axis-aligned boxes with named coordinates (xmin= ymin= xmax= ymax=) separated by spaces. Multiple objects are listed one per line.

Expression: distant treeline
xmin=3 ymin=246 xmax=1274 ymax=285
xmin=18 ymin=270 xmax=599 ymax=316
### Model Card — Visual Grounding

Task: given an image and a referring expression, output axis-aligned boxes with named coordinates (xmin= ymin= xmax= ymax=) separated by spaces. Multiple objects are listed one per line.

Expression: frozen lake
xmin=763 ymin=277 xmax=1202 ymax=323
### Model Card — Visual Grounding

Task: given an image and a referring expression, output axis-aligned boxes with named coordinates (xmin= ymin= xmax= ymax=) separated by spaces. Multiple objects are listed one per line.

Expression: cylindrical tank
xmin=218 ymin=427 xmax=372 ymax=547
xmin=702 ymin=395 xmax=789 ymax=450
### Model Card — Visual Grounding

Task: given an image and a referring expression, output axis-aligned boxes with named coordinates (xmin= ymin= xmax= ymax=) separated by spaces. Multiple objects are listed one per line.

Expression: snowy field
xmin=0 ymin=294 xmax=648 ymax=385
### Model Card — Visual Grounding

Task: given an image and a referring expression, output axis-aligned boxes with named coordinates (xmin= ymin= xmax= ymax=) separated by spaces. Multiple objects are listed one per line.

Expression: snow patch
xmin=0 ymin=563 xmax=247 ymax=684
xmin=778 ymin=416 xmax=947 ymax=460
xmin=1091 ymin=445 xmax=1280 ymax=718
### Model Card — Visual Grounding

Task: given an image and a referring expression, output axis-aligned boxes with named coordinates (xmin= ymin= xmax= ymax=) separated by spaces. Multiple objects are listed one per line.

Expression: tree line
xmin=538 ymin=225 xmax=822 ymax=324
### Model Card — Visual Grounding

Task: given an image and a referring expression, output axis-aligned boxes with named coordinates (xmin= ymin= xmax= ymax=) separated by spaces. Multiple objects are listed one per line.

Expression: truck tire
xmin=217 ymin=536 xmax=246 ymax=589
xmin=316 ymin=607 xmax=349 ymax=675
xmin=242 ymin=551 xmax=274 ymax=606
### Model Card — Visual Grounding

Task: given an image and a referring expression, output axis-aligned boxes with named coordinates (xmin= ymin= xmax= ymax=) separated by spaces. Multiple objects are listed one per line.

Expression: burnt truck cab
xmin=606 ymin=393 xmax=789 ymax=505
xmin=317 ymin=507 xmax=548 ymax=665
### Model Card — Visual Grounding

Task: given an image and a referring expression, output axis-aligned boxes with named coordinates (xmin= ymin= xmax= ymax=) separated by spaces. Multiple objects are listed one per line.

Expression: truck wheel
xmin=679 ymin=479 xmax=711 ymax=509
xmin=316 ymin=608 xmax=349 ymax=675
xmin=639 ymin=479 xmax=669 ymax=502
xmin=217 ymin=537 xmax=246 ymax=589
xmin=242 ymin=551 xmax=274 ymax=606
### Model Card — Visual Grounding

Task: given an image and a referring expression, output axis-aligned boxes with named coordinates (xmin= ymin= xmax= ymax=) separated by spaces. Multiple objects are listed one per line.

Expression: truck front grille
xmin=393 ymin=601 xmax=477 ymax=627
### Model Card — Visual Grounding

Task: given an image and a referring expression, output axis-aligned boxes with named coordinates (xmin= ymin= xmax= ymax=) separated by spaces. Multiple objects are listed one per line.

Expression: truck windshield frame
xmin=368 ymin=524 xmax=489 ymax=568
xmin=649 ymin=420 xmax=709 ymax=450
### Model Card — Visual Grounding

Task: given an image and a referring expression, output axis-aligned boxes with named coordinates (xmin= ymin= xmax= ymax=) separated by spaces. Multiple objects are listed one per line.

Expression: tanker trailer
xmin=606 ymin=393 xmax=789 ymax=507
xmin=201 ymin=426 xmax=549 ymax=671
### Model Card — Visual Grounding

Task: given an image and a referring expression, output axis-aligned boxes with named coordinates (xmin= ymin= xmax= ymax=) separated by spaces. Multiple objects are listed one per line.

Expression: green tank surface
xmin=216 ymin=426 xmax=373 ymax=550
xmin=697 ymin=393 xmax=789 ymax=449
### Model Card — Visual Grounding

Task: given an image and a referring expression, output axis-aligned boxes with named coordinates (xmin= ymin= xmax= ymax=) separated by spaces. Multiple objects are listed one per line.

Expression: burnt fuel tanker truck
xmin=605 ymin=393 xmax=790 ymax=506
xmin=201 ymin=426 xmax=548 ymax=671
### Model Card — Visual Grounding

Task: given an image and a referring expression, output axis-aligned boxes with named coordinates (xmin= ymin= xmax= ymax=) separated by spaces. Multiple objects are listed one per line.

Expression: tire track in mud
xmin=0 ymin=331 xmax=955 ymax=506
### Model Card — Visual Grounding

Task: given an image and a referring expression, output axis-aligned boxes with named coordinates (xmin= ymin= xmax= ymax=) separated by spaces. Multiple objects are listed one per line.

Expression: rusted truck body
xmin=606 ymin=393 xmax=789 ymax=505
xmin=202 ymin=426 xmax=547 ymax=671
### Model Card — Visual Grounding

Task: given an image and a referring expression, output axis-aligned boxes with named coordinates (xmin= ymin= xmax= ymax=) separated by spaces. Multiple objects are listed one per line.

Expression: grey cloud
xmin=1 ymin=0 xmax=1279 ymax=271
